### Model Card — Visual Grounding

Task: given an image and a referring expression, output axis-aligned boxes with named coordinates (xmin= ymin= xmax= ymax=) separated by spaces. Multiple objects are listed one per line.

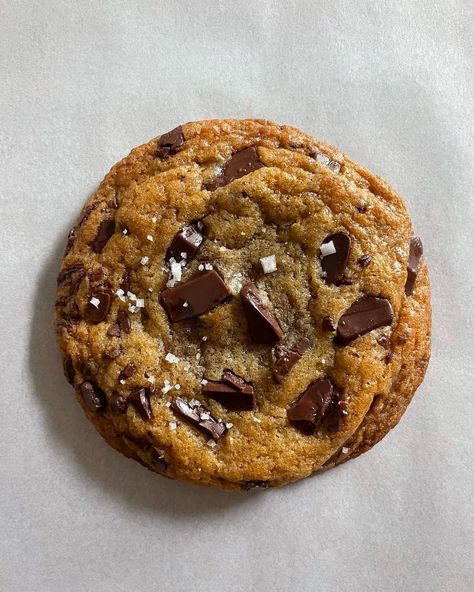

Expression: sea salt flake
xmin=127 ymin=291 xmax=137 ymax=301
xmin=207 ymin=439 xmax=217 ymax=448
xmin=342 ymin=447 xmax=349 ymax=454
xmin=146 ymin=234 xmax=153 ymax=242
xmin=200 ymin=412 xmax=210 ymax=420
xmin=174 ymin=384 xmax=181 ymax=390
xmin=320 ymin=241 xmax=336 ymax=258
xmin=201 ymin=379 xmax=208 ymax=385
xmin=226 ymin=422 xmax=234 ymax=429
xmin=198 ymin=264 xmax=204 ymax=271
xmin=219 ymin=246 xmax=226 ymax=252
xmin=169 ymin=422 xmax=177 ymax=431
xmin=165 ymin=352 xmax=180 ymax=364
xmin=151 ymin=216 xmax=157 ymax=223
xmin=204 ymin=263 xmax=213 ymax=270
xmin=253 ymin=417 xmax=261 ymax=424
xmin=180 ymin=252 xmax=188 ymax=259
xmin=140 ymin=256 xmax=149 ymax=265
xmin=135 ymin=299 xmax=145 ymax=308
xmin=202 ymin=336 xmax=208 ymax=342
xmin=119 ymin=379 xmax=126 ymax=385
xmin=116 ymin=288 xmax=126 ymax=301
xmin=260 ymin=255 xmax=277 ymax=274
xmin=90 ymin=297 xmax=100 ymax=308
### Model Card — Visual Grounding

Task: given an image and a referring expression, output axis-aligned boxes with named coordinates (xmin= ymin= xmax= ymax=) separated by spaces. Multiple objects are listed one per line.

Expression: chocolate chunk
xmin=320 ymin=233 xmax=351 ymax=285
xmin=156 ymin=126 xmax=185 ymax=158
xmin=119 ymin=363 xmax=136 ymax=381
xmin=85 ymin=289 xmax=113 ymax=323
xmin=240 ymin=282 xmax=283 ymax=344
xmin=377 ymin=335 xmax=390 ymax=349
xmin=206 ymin=147 xmax=264 ymax=190
xmin=91 ymin=219 xmax=115 ymax=253
xmin=64 ymin=357 xmax=75 ymax=384
xmin=166 ymin=223 xmax=204 ymax=263
xmin=273 ymin=338 xmax=310 ymax=383
xmin=150 ymin=446 xmax=167 ymax=473
xmin=129 ymin=387 xmax=152 ymax=420
xmin=171 ymin=397 xmax=227 ymax=440
xmin=80 ymin=381 xmax=106 ymax=412
xmin=325 ymin=395 xmax=348 ymax=433
xmin=336 ymin=295 xmax=394 ymax=345
xmin=117 ymin=310 xmax=131 ymax=334
xmin=287 ymin=378 xmax=334 ymax=435
xmin=107 ymin=324 xmax=121 ymax=337
xmin=322 ymin=316 xmax=336 ymax=332
xmin=110 ymin=392 xmax=128 ymax=414
xmin=160 ymin=270 xmax=231 ymax=322
xmin=358 ymin=254 xmax=372 ymax=268
xmin=405 ymin=237 xmax=423 ymax=296
xmin=242 ymin=480 xmax=269 ymax=490
xmin=203 ymin=371 xmax=255 ymax=411
xmin=57 ymin=264 xmax=84 ymax=288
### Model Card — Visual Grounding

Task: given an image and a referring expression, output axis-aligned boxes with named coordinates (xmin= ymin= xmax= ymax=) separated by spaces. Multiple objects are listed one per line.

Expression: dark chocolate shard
xmin=84 ymin=289 xmax=113 ymax=324
xmin=322 ymin=316 xmax=336 ymax=332
xmin=202 ymin=371 xmax=255 ymax=411
xmin=206 ymin=147 xmax=264 ymax=190
xmin=166 ymin=223 xmax=204 ymax=263
xmin=117 ymin=310 xmax=131 ymax=334
xmin=171 ymin=397 xmax=227 ymax=440
xmin=160 ymin=270 xmax=231 ymax=322
xmin=80 ymin=381 xmax=106 ymax=412
xmin=109 ymin=392 xmax=128 ymax=414
xmin=156 ymin=125 xmax=185 ymax=158
xmin=336 ymin=295 xmax=394 ymax=345
xmin=129 ymin=387 xmax=152 ymax=420
xmin=107 ymin=324 xmax=121 ymax=337
xmin=405 ymin=237 xmax=423 ymax=296
xmin=287 ymin=378 xmax=334 ymax=435
xmin=91 ymin=219 xmax=115 ymax=253
xmin=273 ymin=338 xmax=310 ymax=383
xmin=240 ymin=282 xmax=283 ymax=344
xmin=320 ymin=233 xmax=351 ymax=285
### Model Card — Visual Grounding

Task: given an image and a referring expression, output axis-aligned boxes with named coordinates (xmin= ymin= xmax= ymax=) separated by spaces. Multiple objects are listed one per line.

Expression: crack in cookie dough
xmin=55 ymin=119 xmax=431 ymax=490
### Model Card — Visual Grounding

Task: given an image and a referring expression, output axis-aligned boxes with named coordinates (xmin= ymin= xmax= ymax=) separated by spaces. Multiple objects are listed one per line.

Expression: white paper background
xmin=1 ymin=1 xmax=473 ymax=590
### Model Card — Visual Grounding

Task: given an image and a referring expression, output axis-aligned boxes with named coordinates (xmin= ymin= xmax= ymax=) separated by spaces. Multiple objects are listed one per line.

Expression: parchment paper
xmin=1 ymin=1 xmax=473 ymax=590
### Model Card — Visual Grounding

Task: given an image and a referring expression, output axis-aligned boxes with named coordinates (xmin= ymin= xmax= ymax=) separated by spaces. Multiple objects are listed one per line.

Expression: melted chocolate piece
xmin=320 ymin=233 xmax=351 ymax=285
xmin=272 ymin=338 xmax=311 ymax=383
xmin=202 ymin=371 xmax=255 ymax=411
xmin=405 ymin=237 xmax=423 ymax=296
xmin=107 ymin=324 xmax=121 ymax=337
xmin=325 ymin=396 xmax=348 ymax=433
xmin=287 ymin=378 xmax=334 ymax=435
xmin=90 ymin=219 xmax=115 ymax=253
xmin=322 ymin=316 xmax=336 ymax=332
xmin=85 ymin=289 xmax=113 ymax=324
xmin=64 ymin=357 xmax=75 ymax=385
xmin=166 ymin=223 xmax=204 ymax=263
xmin=240 ymin=282 xmax=283 ymax=344
xmin=206 ymin=147 xmax=264 ymax=190
xmin=357 ymin=254 xmax=372 ymax=268
xmin=336 ymin=295 xmax=394 ymax=345
xmin=80 ymin=381 xmax=106 ymax=412
xmin=171 ymin=397 xmax=227 ymax=440
xmin=129 ymin=387 xmax=152 ymax=420
xmin=160 ymin=270 xmax=231 ymax=322
xmin=117 ymin=310 xmax=131 ymax=334
xmin=156 ymin=126 xmax=185 ymax=158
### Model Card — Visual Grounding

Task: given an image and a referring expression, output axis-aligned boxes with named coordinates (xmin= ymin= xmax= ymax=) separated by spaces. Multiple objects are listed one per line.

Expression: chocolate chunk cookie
xmin=55 ymin=119 xmax=431 ymax=490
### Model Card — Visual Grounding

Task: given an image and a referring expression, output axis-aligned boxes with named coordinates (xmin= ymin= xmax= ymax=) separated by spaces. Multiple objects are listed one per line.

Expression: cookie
xmin=55 ymin=119 xmax=431 ymax=490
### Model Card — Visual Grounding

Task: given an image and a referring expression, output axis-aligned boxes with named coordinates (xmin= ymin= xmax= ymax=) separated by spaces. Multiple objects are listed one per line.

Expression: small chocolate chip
xmin=377 ymin=335 xmax=390 ymax=349
xmin=357 ymin=254 xmax=372 ymax=268
xmin=171 ymin=397 xmax=227 ymax=440
xmin=405 ymin=237 xmax=423 ymax=296
xmin=356 ymin=204 xmax=368 ymax=213
xmin=384 ymin=351 xmax=394 ymax=364
xmin=320 ymin=233 xmax=352 ymax=285
xmin=150 ymin=446 xmax=167 ymax=473
xmin=80 ymin=381 xmax=106 ymax=412
xmin=90 ymin=219 xmax=115 ymax=254
xmin=242 ymin=480 xmax=269 ymax=490
xmin=202 ymin=371 xmax=255 ymax=411
xmin=120 ymin=270 xmax=131 ymax=294
xmin=156 ymin=126 xmax=185 ymax=158
xmin=273 ymin=338 xmax=310 ymax=383
xmin=129 ymin=387 xmax=152 ymax=421
xmin=85 ymin=289 xmax=113 ymax=324
xmin=336 ymin=295 xmax=394 ymax=345
xmin=287 ymin=378 xmax=334 ymax=435
xmin=206 ymin=147 xmax=264 ymax=190
xmin=240 ymin=282 xmax=283 ymax=344
xmin=118 ymin=363 xmax=136 ymax=381
xmin=166 ymin=223 xmax=204 ymax=263
xmin=64 ymin=357 xmax=75 ymax=384
xmin=117 ymin=310 xmax=131 ymax=334
xmin=322 ymin=316 xmax=336 ymax=332
xmin=107 ymin=324 xmax=121 ymax=337
xmin=110 ymin=392 xmax=128 ymax=414
xmin=160 ymin=270 xmax=231 ymax=322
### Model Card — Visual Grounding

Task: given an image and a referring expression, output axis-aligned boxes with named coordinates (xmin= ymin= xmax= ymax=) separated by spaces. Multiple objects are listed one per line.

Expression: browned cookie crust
xmin=55 ymin=119 xmax=431 ymax=490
